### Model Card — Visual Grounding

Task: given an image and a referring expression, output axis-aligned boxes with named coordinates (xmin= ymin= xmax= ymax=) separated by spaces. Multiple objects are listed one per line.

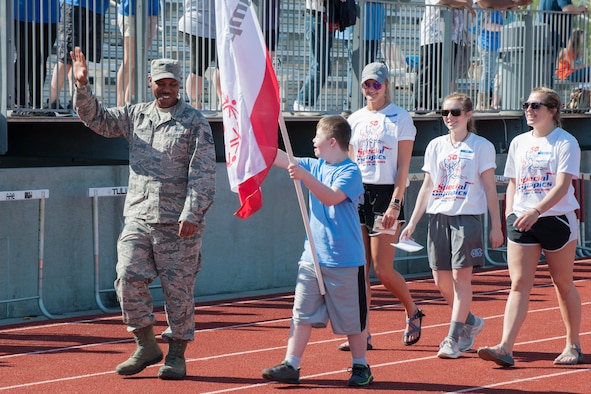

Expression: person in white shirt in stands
xmin=293 ymin=0 xmax=335 ymax=112
xmin=178 ymin=0 xmax=220 ymax=110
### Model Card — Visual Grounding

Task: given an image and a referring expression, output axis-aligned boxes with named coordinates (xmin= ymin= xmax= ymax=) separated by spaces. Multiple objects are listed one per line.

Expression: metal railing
xmin=3 ymin=1 xmax=591 ymax=117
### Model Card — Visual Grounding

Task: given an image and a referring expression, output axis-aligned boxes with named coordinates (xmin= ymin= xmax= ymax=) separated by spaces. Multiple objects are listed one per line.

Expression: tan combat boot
xmin=115 ymin=325 xmax=163 ymax=375
xmin=158 ymin=339 xmax=188 ymax=380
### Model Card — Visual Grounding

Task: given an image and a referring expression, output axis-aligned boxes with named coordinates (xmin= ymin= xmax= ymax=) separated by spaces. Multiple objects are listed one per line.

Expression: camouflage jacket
xmin=74 ymin=84 xmax=216 ymax=225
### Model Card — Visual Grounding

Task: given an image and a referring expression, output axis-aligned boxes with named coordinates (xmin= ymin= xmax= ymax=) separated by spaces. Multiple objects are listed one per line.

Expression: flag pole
xmin=278 ymin=112 xmax=326 ymax=295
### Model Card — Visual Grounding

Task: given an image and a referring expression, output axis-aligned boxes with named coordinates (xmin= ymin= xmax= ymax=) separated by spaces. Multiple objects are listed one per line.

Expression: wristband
xmin=533 ymin=208 xmax=541 ymax=215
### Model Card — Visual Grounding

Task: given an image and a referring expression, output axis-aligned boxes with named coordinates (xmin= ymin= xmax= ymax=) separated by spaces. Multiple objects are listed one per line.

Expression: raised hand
xmin=69 ymin=46 xmax=89 ymax=86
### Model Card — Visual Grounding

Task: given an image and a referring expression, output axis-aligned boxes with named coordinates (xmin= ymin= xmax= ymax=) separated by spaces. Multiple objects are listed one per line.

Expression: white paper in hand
xmin=391 ymin=239 xmax=424 ymax=252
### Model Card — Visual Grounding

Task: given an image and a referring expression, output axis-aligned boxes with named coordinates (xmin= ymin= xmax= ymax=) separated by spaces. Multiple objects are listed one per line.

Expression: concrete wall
xmin=0 ymin=164 xmax=311 ymax=319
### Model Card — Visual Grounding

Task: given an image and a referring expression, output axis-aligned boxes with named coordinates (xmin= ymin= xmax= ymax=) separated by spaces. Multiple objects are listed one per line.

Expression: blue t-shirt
xmin=539 ymin=0 xmax=573 ymax=11
xmin=477 ymin=10 xmax=503 ymax=51
xmin=14 ymin=0 xmax=59 ymax=23
xmin=298 ymin=157 xmax=365 ymax=268
xmin=118 ymin=0 xmax=160 ymax=16
xmin=364 ymin=2 xmax=385 ymax=41
xmin=60 ymin=0 xmax=110 ymax=14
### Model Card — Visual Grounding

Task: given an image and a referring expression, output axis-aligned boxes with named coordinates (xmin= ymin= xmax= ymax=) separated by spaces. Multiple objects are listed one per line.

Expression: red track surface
xmin=1 ymin=261 xmax=590 ymax=393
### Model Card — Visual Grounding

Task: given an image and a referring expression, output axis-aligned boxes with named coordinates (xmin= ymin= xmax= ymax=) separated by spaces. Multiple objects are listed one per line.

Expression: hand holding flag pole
xmin=216 ymin=0 xmax=325 ymax=295
xmin=278 ymin=113 xmax=326 ymax=295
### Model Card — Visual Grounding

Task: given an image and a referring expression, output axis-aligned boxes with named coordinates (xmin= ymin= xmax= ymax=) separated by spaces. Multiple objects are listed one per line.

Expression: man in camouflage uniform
xmin=70 ymin=46 xmax=216 ymax=380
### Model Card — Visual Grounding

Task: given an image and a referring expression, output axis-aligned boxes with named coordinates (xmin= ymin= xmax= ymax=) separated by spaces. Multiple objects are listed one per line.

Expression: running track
xmin=1 ymin=261 xmax=590 ymax=393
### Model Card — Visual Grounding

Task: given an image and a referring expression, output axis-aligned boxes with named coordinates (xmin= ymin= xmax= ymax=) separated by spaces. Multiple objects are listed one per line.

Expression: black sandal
xmin=403 ymin=308 xmax=425 ymax=346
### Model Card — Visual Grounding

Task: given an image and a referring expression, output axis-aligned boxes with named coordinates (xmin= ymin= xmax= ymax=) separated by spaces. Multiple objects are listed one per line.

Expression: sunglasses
xmin=441 ymin=109 xmax=463 ymax=117
xmin=522 ymin=102 xmax=549 ymax=110
xmin=362 ymin=80 xmax=382 ymax=90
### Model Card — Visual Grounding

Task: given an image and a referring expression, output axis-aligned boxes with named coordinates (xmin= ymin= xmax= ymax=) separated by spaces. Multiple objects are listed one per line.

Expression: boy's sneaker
xmin=458 ymin=316 xmax=485 ymax=352
xmin=347 ymin=364 xmax=373 ymax=387
xmin=262 ymin=361 xmax=300 ymax=384
xmin=437 ymin=337 xmax=461 ymax=359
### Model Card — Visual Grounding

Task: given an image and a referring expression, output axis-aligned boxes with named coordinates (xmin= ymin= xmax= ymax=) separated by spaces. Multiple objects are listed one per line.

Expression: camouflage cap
xmin=151 ymin=58 xmax=181 ymax=82
xmin=361 ymin=62 xmax=389 ymax=84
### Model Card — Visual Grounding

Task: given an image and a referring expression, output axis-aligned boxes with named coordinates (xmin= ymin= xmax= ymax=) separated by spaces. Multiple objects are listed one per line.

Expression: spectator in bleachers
xmin=13 ymin=0 xmax=59 ymax=116
xmin=475 ymin=10 xmax=504 ymax=110
xmin=293 ymin=0 xmax=336 ymax=112
xmin=539 ymin=0 xmax=587 ymax=38
xmin=116 ymin=0 xmax=160 ymax=106
xmin=46 ymin=0 xmax=110 ymax=113
xmin=478 ymin=87 xmax=583 ymax=367
xmin=254 ymin=0 xmax=281 ymax=61
xmin=555 ymin=28 xmax=591 ymax=83
xmin=416 ymin=0 xmax=475 ymax=111
xmin=178 ymin=0 xmax=220 ymax=110
xmin=359 ymin=2 xmax=385 ymax=65
xmin=539 ymin=0 xmax=587 ymax=89
xmin=339 ymin=2 xmax=385 ymax=113
xmin=474 ymin=0 xmax=532 ymax=110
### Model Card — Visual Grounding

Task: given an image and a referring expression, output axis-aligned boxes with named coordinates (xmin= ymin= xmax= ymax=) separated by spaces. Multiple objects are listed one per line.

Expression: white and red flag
xmin=215 ymin=0 xmax=280 ymax=219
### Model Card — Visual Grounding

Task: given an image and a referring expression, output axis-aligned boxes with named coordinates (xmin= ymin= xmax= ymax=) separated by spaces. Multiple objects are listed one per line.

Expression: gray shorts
xmin=292 ymin=261 xmax=367 ymax=335
xmin=118 ymin=14 xmax=158 ymax=37
xmin=427 ymin=214 xmax=484 ymax=271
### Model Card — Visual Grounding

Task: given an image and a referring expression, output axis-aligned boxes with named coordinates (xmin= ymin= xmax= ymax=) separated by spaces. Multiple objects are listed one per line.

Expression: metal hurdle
xmin=573 ymin=173 xmax=591 ymax=257
xmin=89 ymin=186 xmax=127 ymax=313
xmin=397 ymin=173 xmax=430 ymax=266
xmin=89 ymin=186 xmax=163 ymax=313
xmin=0 ymin=189 xmax=59 ymax=318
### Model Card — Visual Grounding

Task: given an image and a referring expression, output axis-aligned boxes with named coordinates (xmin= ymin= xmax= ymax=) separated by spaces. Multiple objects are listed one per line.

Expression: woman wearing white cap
xmin=339 ymin=62 xmax=424 ymax=351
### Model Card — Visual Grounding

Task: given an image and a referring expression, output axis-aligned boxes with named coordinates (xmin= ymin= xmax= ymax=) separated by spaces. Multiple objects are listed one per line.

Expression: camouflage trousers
xmin=114 ymin=219 xmax=203 ymax=341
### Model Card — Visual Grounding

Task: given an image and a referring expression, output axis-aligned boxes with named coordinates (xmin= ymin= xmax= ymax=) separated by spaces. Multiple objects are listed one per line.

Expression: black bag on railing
xmin=328 ymin=0 xmax=357 ymax=32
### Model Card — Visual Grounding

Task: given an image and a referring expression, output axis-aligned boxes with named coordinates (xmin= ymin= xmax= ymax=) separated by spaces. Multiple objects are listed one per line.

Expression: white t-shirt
xmin=177 ymin=0 xmax=216 ymax=38
xmin=504 ymin=127 xmax=580 ymax=217
xmin=349 ymin=103 xmax=417 ymax=185
xmin=423 ymin=133 xmax=496 ymax=215
xmin=419 ymin=0 xmax=469 ymax=46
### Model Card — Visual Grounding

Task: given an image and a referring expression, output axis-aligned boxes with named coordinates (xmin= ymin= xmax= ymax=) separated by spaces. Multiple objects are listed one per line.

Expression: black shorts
xmin=183 ymin=33 xmax=217 ymax=76
xmin=57 ymin=5 xmax=104 ymax=64
xmin=506 ymin=213 xmax=571 ymax=251
xmin=358 ymin=184 xmax=405 ymax=231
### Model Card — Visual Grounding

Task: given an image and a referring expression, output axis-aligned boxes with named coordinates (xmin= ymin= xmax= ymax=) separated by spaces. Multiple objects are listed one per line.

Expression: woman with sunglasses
xmin=478 ymin=87 xmax=583 ymax=367
xmin=400 ymin=92 xmax=504 ymax=359
xmin=341 ymin=62 xmax=424 ymax=351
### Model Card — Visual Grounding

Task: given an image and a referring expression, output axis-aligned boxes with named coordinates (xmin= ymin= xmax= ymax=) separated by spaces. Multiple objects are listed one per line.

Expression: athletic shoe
xmin=347 ymin=364 xmax=373 ymax=387
xmin=293 ymin=100 xmax=309 ymax=112
xmin=262 ymin=361 xmax=300 ymax=384
xmin=437 ymin=337 xmax=461 ymax=359
xmin=458 ymin=316 xmax=485 ymax=352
